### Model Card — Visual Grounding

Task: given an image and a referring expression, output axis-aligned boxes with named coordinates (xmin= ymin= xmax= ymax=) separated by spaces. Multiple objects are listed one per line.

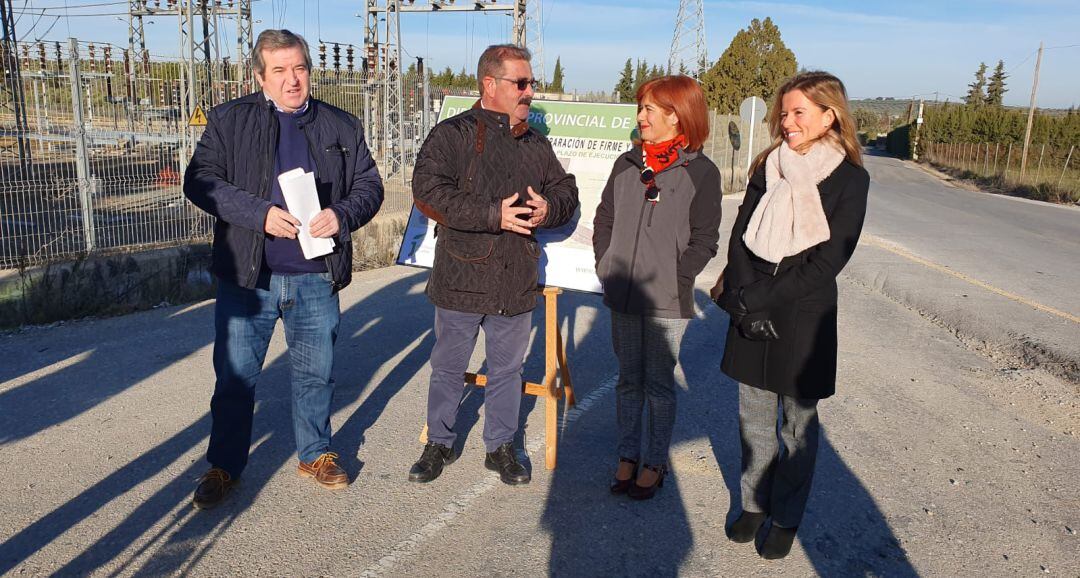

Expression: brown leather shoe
xmin=193 ymin=467 xmax=235 ymax=510
xmin=298 ymin=452 xmax=349 ymax=489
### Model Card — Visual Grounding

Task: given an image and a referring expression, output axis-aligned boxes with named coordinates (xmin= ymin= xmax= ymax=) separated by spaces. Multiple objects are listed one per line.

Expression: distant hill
xmin=851 ymin=97 xmax=1075 ymax=118
xmin=850 ymin=98 xmax=915 ymax=121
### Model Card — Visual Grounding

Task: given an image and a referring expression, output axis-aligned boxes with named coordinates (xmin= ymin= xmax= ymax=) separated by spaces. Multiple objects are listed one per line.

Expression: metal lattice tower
xmin=128 ymin=1 xmax=254 ymax=102
xmin=363 ymin=1 xmax=527 ymax=181
xmin=527 ymin=0 xmax=544 ymax=88
xmin=669 ymin=0 xmax=706 ymax=78
xmin=128 ymin=1 xmax=252 ymax=157
xmin=1 ymin=0 xmax=30 ymax=164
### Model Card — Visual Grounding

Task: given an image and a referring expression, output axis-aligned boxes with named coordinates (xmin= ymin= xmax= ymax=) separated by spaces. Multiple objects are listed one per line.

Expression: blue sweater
xmin=264 ymin=104 xmax=327 ymax=274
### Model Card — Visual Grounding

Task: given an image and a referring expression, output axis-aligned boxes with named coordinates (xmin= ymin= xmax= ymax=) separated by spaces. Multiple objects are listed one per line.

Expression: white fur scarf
xmin=742 ymin=139 xmax=846 ymax=264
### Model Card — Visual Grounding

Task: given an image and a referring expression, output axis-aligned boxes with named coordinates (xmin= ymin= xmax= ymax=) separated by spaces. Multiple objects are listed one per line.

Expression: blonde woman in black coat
xmin=715 ymin=71 xmax=870 ymax=559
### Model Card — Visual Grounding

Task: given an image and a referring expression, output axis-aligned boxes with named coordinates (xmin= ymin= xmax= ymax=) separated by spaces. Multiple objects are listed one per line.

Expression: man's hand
xmin=524 ymin=186 xmax=548 ymax=228
xmin=265 ymin=206 xmax=300 ymax=239
xmin=500 ymin=193 xmax=534 ymax=235
xmin=309 ymin=208 xmax=340 ymax=239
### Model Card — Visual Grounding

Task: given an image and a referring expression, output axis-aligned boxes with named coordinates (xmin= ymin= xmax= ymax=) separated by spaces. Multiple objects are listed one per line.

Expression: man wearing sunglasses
xmin=410 ymin=44 xmax=579 ymax=486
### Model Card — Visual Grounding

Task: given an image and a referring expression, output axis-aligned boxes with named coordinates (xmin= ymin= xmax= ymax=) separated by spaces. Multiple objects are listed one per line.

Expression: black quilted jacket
xmin=412 ymin=105 xmax=579 ymax=316
xmin=184 ymin=93 xmax=384 ymax=291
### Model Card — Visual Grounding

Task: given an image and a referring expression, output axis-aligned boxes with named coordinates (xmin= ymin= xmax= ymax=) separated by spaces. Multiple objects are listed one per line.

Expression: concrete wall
xmin=0 ymin=212 xmax=410 ymax=329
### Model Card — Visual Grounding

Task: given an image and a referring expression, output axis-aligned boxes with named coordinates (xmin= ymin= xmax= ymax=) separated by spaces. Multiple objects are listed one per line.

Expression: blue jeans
xmin=208 ymin=272 xmax=340 ymax=478
xmin=426 ymin=306 xmax=532 ymax=453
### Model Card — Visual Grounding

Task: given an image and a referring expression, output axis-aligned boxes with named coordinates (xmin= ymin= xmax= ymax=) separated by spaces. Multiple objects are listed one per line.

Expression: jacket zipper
xmin=301 ymin=124 xmax=340 ymax=288
xmin=646 ymin=202 xmax=656 ymax=227
xmin=249 ymin=107 xmax=277 ymax=287
xmin=621 ymin=197 xmax=649 ymax=310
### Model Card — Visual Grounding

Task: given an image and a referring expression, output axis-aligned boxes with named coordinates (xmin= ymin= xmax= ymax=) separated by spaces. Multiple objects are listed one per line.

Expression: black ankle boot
xmin=758 ymin=523 xmax=798 ymax=559
xmin=726 ymin=510 xmax=767 ymax=543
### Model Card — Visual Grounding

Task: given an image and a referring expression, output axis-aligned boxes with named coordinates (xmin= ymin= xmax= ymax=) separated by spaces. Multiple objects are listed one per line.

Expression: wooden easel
xmin=419 ymin=286 xmax=576 ymax=470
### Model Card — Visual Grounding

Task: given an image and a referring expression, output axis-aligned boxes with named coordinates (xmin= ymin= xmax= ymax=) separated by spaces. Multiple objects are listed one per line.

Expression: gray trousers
xmin=426 ymin=306 xmax=531 ymax=453
xmin=611 ymin=311 xmax=688 ymax=466
xmin=739 ymin=382 xmax=820 ymax=528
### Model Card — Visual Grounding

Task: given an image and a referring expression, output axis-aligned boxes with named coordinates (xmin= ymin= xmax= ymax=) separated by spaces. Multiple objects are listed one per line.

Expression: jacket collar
xmin=245 ymin=92 xmax=320 ymax=126
xmin=472 ymin=99 xmax=530 ymax=138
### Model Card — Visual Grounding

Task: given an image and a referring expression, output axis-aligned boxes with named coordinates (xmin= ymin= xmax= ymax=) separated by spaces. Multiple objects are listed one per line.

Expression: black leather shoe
xmin=758 ymin=523 xmax=798 ymax=559
xmin=610 ymin=457 xmax=638 ymax=494
xmin=408 ymin=442 xmax=456 ymax=483
xmin=484 ymin=443 xmax=530 ymax=485
xmin=192 ymin=467 xmax=235 ymax=510
xmin=627 ymin=463 xmax=666 ymax=500
xmin=726 ymin=510 xmax=768 ymax=543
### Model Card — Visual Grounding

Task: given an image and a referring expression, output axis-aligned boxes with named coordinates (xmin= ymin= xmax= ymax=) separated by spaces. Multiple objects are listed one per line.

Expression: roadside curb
xmin=845 ymin=237 xmax=1079 ymax=386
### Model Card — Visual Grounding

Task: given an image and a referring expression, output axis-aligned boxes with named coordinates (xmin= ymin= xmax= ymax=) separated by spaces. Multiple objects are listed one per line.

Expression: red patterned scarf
xmin=642 ymin=134 xmax=687 ymax=173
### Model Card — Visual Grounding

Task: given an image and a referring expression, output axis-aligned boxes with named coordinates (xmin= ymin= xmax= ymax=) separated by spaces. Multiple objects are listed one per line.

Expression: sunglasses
xmin=640 ymin=167 xmax=660 ymax=203
xmin=495 ymin=77 xmax=539 ymax=91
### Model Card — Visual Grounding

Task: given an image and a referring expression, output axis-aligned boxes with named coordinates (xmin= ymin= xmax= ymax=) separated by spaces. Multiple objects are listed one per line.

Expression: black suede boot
xmin=725 ymin=510 xmax=768 ymax=543
xmin=758 ymin=523 xmax=798 ymax=559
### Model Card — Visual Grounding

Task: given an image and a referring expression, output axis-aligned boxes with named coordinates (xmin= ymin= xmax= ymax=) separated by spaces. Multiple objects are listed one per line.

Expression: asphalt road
xmin=1 ymin=154 xmax=1077 ymax=576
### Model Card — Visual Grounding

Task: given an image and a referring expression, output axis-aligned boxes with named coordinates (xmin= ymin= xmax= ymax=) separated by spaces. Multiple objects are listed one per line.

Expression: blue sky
xmin=13 ymin=0 xmax=1080 ymax=108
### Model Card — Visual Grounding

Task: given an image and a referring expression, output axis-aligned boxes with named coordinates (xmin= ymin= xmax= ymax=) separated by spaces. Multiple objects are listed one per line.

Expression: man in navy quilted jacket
xmin=184 ymin=29 xmax=383 ymax=509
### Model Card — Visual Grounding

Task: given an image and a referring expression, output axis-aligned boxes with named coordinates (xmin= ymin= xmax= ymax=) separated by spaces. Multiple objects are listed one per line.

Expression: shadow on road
xmin=0 ymin=269 xmax=437 ymax=574
xmin=540 ymin=289 xmax=917 ymax=575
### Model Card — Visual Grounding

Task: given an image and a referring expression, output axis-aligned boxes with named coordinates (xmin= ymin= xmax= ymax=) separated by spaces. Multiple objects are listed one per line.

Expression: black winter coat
xmin=184 ymin=93 xmax=384 ymax=291
xmin=720 ymin=159 xmax=869 ymax=399
xmin=412 ymin=105 xmax=579 ymax=316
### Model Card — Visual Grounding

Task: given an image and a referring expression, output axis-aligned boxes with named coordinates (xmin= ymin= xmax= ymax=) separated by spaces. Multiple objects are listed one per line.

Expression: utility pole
xmin=1019 ymin=41 xmax=1043 ymax=184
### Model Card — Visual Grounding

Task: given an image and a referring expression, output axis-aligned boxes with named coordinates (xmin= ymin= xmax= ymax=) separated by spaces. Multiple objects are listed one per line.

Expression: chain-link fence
xmin=0 ymin=37 xmax=431 ymax=269
xmin=922 ymin=141 xmax=1079 ymax=203
xmin=704 ymin=111 xmax=772 ymax=195
xmin=1 ymin=39 xmax=208 ymax=269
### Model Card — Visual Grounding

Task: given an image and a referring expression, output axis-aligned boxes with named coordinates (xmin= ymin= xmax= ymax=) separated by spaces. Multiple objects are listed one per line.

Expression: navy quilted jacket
xmin=184 ymin=93 xmax=384 ymax=291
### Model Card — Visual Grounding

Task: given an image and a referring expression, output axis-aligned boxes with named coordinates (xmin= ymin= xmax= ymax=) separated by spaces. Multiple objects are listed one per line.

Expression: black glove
xmin=738 ymin=314 xmax=780 ymax=341
xmin=715 ymin=287 xmax=749 ymax=324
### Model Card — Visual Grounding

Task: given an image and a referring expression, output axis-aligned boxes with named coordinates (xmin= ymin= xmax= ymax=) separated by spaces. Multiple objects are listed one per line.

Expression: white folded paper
xmin=277 ymin=167 xmax=335 ymax=260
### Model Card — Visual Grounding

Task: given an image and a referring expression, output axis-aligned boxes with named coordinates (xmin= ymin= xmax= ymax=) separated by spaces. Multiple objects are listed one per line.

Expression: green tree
xmin=549 ymin=56 xmax=565 ymax=93
xmin=614 ymin=58 xmax=634 ymax=103
xmin=634 ymin=59 xmax=649 ymax=94
xmin=699 ymin=17 xmax=797 ymax=113
xmin=985 ymin=60 xmax=1008 ymax=107
xmin=965 ymin=62 xmax=988 ymax=106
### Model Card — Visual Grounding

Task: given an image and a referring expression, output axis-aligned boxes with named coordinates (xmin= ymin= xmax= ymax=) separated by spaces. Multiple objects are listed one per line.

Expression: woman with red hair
xmin=593 ymin=75 xmax=723 ymax=499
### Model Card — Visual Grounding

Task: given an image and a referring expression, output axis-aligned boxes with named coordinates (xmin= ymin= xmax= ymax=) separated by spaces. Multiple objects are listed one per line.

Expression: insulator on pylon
xmin=332 ymin=43 xmax=341 ymax=72
xmin=37 ymin=43 xmax=47 ymax=72
xmin=54 ymin=42 xmax=63 ymax=75
xmin=88 ymin=43 xmax=96 ymax=71
xmin=346 ymin=45 xmax=354 ymax=72
xmin=103 ymin=46 xmax=113 ymax=73
xmin=319 ymin=42 xmax=326 ymax=69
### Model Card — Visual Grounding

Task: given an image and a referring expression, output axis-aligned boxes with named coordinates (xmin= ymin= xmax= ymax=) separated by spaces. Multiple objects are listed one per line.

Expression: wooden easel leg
xmin=556 ymin=329 xmax=576 ymax=408
xmin=543 ymin=288 xmax=560 ymax=470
